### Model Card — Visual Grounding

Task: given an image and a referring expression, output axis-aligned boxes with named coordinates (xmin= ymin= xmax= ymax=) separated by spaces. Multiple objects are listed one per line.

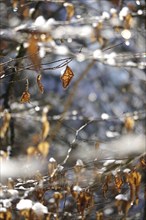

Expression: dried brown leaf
xmin=42 ymin=120 xmax=50 ymax=140
xmin=124 ymin=116 xmax=135 ymax=132
xmin=95 ymin=141 xmax=100 ymax=149
xmin=102 ymin=174 xmax=111 ymax=198
xmin=27 ymin=35 xmax=41 ymax=72
xmin=116 ymin=199 xmax=131 ymax=216
xmin=60 ymin=65 xmax=74 ymax=88
xmin=114 ymin=175 xmax=123 ymax=192
xmin=0 ymin=150 xmax=8 ymax=160
xmin=0 ymin=63 xmax=4 ymax=78
xmin=140 ymin=156 xmax=146 ymax=169
xmin=7 ymin=178 xmax=14 ymax=189
xmin=20 ymin=91 xmax=30 ymax=103
xmin=20 ymin=210 xmax=30 ymax=218
xmin=0 ymin=111 xmax=11 ymax=139
xmin=37 ymin=141 xmax=50 ymax=157
xmin=96 ymin=211 xmax=103 ymax=220
xmin=37 ymin=74 xmax=44 ymax=93
xmin=124 ymin=14 xmax=133 ymax=29
xmin=1 ymin=210 xmax=12 ymax=220
xmin=64 ymin=3 xmax=74 ymax=21
xmin=123 ymin=200 xmax=132 ymax=216
xmin=12 ymin=0 xmax=18 ymax=10
xmin=27 ymin=146 xmax=37 ymax=156
xmin=53 ymin=192 xmax=63 ymax=200
xmin=132 ymin=170 xmax=141 ymax=187
xmin=41 ymin=108 xmax=50 ymax=140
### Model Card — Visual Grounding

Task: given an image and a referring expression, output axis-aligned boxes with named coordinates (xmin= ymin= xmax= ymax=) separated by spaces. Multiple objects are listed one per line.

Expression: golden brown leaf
xmin=0 ymin=63 xmax=4 ymax=78
xmin=64 ymin=3 xmax=74 ymax=21
xmin=0 ymin=150 xmax=8 ymax=161
xmin=96 ymin=211 xmax=103 ymax=220
xmin=125 ymin=170 xmax=141 ymax=203
xmin=124 ymin=14 xmax=133 ymax=29
xmin=42 ymin=119 xmax=50 ymax=140
xmin=22 ymin=7 xmax=29 ymax=18
xmin=0 ymin=213 xmax=4 ymax=219
xmin=124 ymin=116 xmax=135 ymax=132
xmin=41 ymin=108 xmax=50 ymax=140
xmin=27 ymin=146 xmax=37 ymax=156
xmin=114 ymin=175 xmax=123 ymax=192
xmin=53 ymin=192 xmax=63 ymax=200
xmin=102 ymin=174 xmax=111 ymax=198
xmin=132 ymin=170 xmax=141 ymax=187
xmin=32 ymin=133 xmax=41 ymax=145
xmin=20 ymin=210 xmax=30 ymax=218
xmin=20 ymin=91 xmax=30 ymax=103
xmin=0 ymin=111 xmax=11 ymax=139
xmin=74 ymin=191 xmax=92 ymax=218
xmin=115 ymin=199 xmax=131 ymax=216
xmin=95 ymin=141 xmax=100 ymax=149
xmin=27 ymin=35 xmax=41 ymax=72
xmin=140 ymin=156 xmax=146 ymax=169
xmin=132 ymin=170 xmax=141 ymax=202
xmin=37 ymin=141 xmax=50 ymax=157
xmin=2 ymin=210 xmax=12 ymax=220
xmin=7 ymin=178 xmax=14 ymax=189
xmin=60 ymin=66 xmax=74 ymax=88
xmin=54 ymin=192 xmax=63 ymax=210
xmin=37 ymin=74 xmax=44 ymax=93
xmin=12 ymin=0 xmax=18 ymax=11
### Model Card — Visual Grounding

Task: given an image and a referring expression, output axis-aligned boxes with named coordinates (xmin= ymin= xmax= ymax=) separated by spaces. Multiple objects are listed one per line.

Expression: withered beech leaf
xmin=0 ymin=63 xmax=5 ymax=78
xmin=64 ymin=3 xmax=74 ymax=21
xmin=37 ymin=141 xmax=50 ymax=157
xmin=124 ymin=116 xmax=135 ymax=132
xmin=115 ymin=199 xmax=131 ymax=216
xmin=0 ymin=111 xmax=11 ymax=139
xmin=12 ymin=0 xmax=18 ymax=10
xmin=21 ymin=1 xmax=29 ymax=18
xmin=53 ymin=192 xmax=63 ymax=207
xmin=102 ymin=174 xmax=111 ymax=198
xmin=37 ymin=74 xmax=44 ymax=93
xmin=20 ymin=91 xmax=30 ymax=103
xmin=96 ymin=211 xmax=103 ymax=220
xmin=124 ymin=14 xmax=133 ymax=29
xmin=42 ymin=110 xmax=50 ymax=140
xmin=95 ymin=141 xmax=100 ymax=149
xmin=27 ymin=35 xmax=41 ymax=72
xmin=27 ymin=146 xmax=37 ymax=156
xmin=140 ymin=156 xmax=146 ymax=169
xmin=114 ymin=175 xmax=123 ymax=192
xmin=42 ymin=120 xmax=50 ymax=140
xmin=0 ymin=150 xmax=8 ymax=160
xmin=60 ymin=65 xmax=74 ymax=89
xmin=1 ymin=210 xmax=12 ymax=220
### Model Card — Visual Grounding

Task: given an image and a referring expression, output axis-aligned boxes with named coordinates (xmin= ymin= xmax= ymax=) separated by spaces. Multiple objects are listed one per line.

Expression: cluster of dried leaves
xmin=20 ymin=63 xmax=74 ymax=103
xmin=103 ymin=169 xmax=142 ymax=215
xmin=0 ymin=107 xmax=145 ymax=220
xmin=0 ymin=149 xmax=145 ymax=219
